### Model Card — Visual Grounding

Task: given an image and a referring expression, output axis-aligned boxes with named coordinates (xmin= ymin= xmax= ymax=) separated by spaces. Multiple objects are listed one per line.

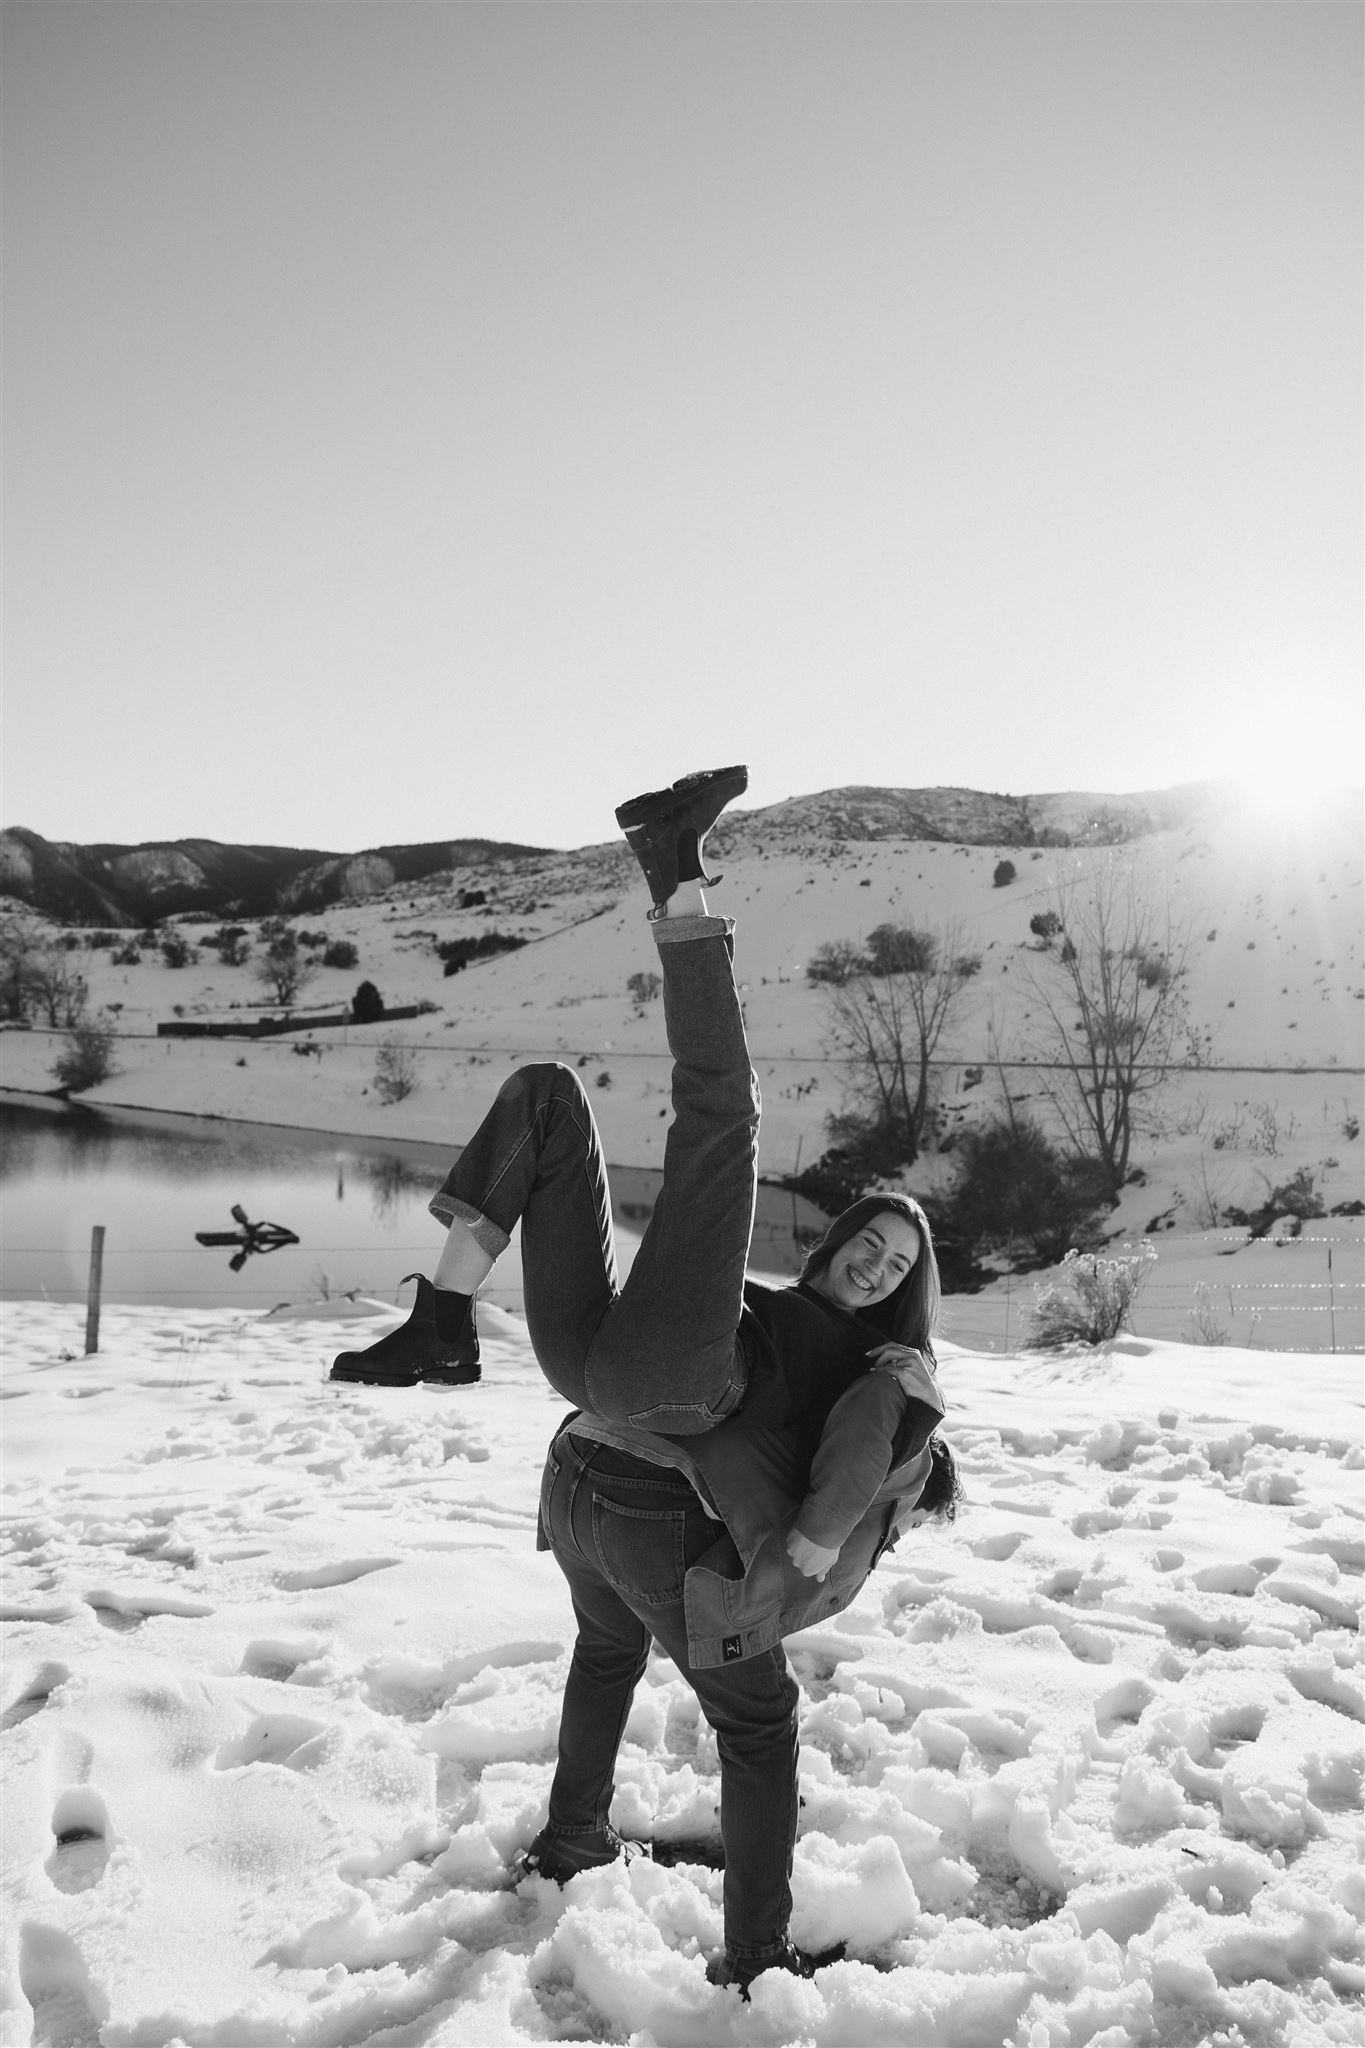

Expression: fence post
xmin=1004 ymin=1235 xmax=1014 ymax=1355
xmin=85 ymin=1225 xmax=105 ymax=1355
xmin=1327 ymin=1243 xmax=1336 ymax=1354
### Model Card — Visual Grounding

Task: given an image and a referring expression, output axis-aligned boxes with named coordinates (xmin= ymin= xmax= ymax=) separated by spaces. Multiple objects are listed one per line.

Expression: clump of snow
xmin=1 ymin=1303 xmax=1361 ymax=2046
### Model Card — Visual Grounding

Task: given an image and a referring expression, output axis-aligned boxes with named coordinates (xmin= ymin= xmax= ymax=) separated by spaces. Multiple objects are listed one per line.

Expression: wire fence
xmin=0 ymin=1242 xmax=443 ymax=1308
xmin=5 ymin=1228 xmax=1362 ymax=1351
xmin=941 ymin=1230 xmax=1365 ymax=1356
xmin=8 ymin=1019 xmax=1365 ymax=1075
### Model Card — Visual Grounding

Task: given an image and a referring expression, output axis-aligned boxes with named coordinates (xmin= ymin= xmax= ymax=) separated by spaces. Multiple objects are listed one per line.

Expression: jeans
xmin=540 ymin=1428 xmax=801 ymax=1962
xmin=430 ymin=916 xmax=760 ymax=1434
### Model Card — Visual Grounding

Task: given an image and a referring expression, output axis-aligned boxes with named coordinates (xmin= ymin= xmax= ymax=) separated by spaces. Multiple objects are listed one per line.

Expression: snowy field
xmin=2 ymin=1298 xmax=1362 ymax=2048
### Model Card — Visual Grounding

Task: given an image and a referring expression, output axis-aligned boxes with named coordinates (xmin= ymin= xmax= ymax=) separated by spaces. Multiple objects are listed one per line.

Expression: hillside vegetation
xmin=2 ymin=780 xmax=1361 ymax=1263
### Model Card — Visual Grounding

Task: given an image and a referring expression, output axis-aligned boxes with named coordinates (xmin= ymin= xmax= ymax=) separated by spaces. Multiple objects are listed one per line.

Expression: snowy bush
xmin=805 ymin=939 xmax=870 ymax=985
xmin=373 ymin=1041 xmax=417 ymax=1104
xmin=949 ymin=1118 xmax=1109 ymax=1264
xmin=866 ymin=924 xmax=937 ymax=975
xmin=210 ymin=925 xmax=251 ymax=966
xmin=1025 ymin=1245 xmax=1156 ymax=1349
xmin=52 ymin=1014 xmax=116 ymax=1092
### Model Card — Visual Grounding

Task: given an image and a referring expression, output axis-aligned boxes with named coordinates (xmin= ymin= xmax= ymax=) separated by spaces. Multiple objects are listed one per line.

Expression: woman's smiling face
xmin=810 ymin=1211 xmax=921 ymax=1312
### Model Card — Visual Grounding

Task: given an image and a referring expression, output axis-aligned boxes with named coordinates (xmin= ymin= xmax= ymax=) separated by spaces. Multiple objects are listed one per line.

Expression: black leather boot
xmin=615 ymin=765 xmax=748 ymax=915
xmin=329 ymin=1274 xmax=480 ymax=1387
xmin=706 ymin=1939 xmax=819 ymax=1999
xmin=518 ymin=1823 xmax=648 ymax=1884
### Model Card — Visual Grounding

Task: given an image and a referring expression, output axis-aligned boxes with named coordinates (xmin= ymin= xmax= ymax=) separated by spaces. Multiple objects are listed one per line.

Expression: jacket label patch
xmin=722 ymin=1635 xmax=742 ymax=1660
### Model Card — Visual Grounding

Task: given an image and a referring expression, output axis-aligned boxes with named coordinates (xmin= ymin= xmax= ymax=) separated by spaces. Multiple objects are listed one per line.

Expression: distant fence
xmin=156 ymin=1006 xmax=426 ymax=1040
xmin=9 ymin=1229 xmax=1362 ymax=1353
xmin=941 ymin=1230 xmax=1365 ymax=1356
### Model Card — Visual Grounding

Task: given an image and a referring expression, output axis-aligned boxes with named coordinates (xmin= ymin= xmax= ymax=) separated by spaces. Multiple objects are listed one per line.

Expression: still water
xmin=0 ymin=1096 xmax=828 ymax=1312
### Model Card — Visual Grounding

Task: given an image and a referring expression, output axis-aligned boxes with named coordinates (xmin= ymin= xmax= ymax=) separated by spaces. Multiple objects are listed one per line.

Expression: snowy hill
xmin=2 ymin=779 xmax=1361 ymax=1250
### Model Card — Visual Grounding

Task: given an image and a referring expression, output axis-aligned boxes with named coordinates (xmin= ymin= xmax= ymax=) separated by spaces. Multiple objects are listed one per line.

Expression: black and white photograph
xmin=2 ymin=4 xmax=1361 ymax=2043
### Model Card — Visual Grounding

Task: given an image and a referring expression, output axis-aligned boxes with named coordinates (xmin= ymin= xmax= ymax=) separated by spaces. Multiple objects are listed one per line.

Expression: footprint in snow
xmin=84 ymin=1587 xmax=215 ymax=1630
xmin=275 ymin=1557 xmax=400 ymax=1591
xmin=18 ymin=1923 xmax=109 ymax=2048
xmin=1071 ymin=1508 xmax=1126 ymax=1538
xmin=238 ymin=1636 xmax=327 ymax=1682
xmin=46 ymin=1788 xmax=113 ymax=1895
xmin=1 ymin=1661 xmax=70 ymax=1731
xmin=214 ymin=1713 xmax=332 ymax=1771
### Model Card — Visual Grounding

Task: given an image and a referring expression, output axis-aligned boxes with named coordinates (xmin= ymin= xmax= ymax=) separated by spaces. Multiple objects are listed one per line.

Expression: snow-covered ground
xmin=3 ymin=1299 xmax=1361 ymax=2048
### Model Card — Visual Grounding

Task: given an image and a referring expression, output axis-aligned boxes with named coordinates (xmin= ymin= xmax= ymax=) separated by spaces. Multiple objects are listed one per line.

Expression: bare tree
xmin=373 ymin=1040 xmax=417 ymax=1103
xmin=0 ymin=914 xmax=90 ymax=1027
xmin=824 ymin=920 xmax=974 ymax=1167
xmin=0 ymin=912 xmax=43 ymax=1019
xmin=1024 ymin=858 xmax=1200 ymax=1198
xmin=254 ymin=926 xmax=318 ymax=1008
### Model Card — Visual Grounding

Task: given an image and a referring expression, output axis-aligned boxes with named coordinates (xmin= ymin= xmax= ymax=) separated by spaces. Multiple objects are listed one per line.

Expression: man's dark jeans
xmin=540 ymin=1428 xmax=801 ymax=1964
xmin=429 ymin=916 xmax=759 ymax=1434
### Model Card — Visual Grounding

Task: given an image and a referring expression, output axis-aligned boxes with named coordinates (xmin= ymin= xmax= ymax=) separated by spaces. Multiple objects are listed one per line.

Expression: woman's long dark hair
xmin=799 ymin=1191 xmax=942 ymax=1360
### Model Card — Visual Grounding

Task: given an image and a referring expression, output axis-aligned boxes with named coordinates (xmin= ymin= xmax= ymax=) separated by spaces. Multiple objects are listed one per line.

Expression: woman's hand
xmin=785 ymin=1529 xmax=840 ymax=1581
xmin=867 ymin=1342 xmax=935 ymax=1383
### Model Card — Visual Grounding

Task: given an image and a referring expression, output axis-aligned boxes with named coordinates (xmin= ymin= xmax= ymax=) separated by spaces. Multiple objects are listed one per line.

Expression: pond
xmin=0 ymin=1095 xmax=830 ymax=1313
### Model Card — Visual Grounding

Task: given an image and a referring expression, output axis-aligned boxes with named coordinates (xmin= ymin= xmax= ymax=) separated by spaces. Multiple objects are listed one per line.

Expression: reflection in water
xmin=358 ymin=1155 xmax=436 ymax=1224
xmin=1 ymin=1096 xmax=831 ymax=1309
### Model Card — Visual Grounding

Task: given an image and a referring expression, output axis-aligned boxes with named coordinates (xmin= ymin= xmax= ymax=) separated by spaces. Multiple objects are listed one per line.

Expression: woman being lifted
xmin=330 ymin=766 xmax=950 ymax=1995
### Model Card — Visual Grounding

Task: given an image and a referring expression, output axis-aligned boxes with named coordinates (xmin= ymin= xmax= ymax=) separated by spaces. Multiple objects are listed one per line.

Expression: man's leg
xmin=689 ymin=1651 xmax=801 ymax=1965
xmin=539 ymin=1436 xmax=801 ymax=1962
xmin=531 ymin=1435 xmax=709 ymax=1870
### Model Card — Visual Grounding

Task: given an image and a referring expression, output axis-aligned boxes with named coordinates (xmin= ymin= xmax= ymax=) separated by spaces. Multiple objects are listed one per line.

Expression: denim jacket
xmin=546 ymin=1280 xmax=945 ymax=1667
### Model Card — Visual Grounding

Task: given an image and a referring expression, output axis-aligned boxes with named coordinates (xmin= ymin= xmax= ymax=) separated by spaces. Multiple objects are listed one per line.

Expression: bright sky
xmin=3 ymin=2 xmax=1360 ymax=855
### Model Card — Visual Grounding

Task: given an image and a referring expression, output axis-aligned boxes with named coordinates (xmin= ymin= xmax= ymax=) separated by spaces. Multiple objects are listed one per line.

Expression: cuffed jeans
xmin=540 ymin=1428 xmax=801 ymax=1963
xmin=429 ymin=915 xmax=760 ymax=1434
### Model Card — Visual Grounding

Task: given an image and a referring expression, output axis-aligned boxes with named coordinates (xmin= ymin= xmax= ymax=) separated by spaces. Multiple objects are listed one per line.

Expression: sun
xmin=1218 ymin=733 xmax=1361 ymax=826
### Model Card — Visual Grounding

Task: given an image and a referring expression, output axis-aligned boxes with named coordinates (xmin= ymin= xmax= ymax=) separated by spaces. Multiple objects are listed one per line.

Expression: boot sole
xmin=614 ymin=765 xmax=748 ymax=831
xmin=328 ymin=1364 xmax=421 ymax=1385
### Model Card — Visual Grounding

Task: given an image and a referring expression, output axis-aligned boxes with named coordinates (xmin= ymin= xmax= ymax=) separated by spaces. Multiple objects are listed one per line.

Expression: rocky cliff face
xmin=711 ymin=782 xmax=1221 ymax=855
xmin=105 ymin=847 xmax=214 ymax=896
xmin=278 ymin=854 xmax=399 ymax=908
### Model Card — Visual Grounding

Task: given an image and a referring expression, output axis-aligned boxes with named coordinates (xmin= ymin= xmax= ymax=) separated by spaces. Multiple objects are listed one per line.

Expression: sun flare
xmin=1218 ymin=736 xmax=1361 ymax=826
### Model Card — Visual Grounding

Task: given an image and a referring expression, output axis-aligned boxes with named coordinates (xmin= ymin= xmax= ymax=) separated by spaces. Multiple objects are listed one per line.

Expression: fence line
xmin=7 ymin=1023 xmax=1364 ymax=1076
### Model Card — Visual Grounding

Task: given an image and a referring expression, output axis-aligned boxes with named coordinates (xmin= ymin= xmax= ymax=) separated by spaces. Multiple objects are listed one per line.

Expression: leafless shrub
xmin=1025 ymin=1245 xmax=1156 ymax=1350
xmin=373 ymin=1041 xmax=417 ymax=1104
xmin=52 ymin=1013 xmax=117 ymax=1092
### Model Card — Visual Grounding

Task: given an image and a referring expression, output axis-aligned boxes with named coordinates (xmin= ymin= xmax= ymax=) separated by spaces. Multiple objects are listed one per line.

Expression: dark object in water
xmin=196 ymin=1204 xmax=300 ymax=1270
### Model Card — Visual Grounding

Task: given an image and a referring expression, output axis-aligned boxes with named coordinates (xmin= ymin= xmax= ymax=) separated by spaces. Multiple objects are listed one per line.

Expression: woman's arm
xmin=783 ymin=1373 xmax=903 ymax=1576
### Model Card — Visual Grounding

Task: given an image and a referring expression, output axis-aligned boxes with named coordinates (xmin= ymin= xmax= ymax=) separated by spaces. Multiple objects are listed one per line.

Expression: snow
xmin=3 ymin=1300 xmax=1361 ymax=2048
xmin=3 ymin=789 xmax=1362 ymax=2038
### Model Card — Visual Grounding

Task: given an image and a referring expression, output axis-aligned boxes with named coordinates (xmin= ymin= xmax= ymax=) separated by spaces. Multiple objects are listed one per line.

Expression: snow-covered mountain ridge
xmin=0 ymin=779 xmax=1309 ymax=926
